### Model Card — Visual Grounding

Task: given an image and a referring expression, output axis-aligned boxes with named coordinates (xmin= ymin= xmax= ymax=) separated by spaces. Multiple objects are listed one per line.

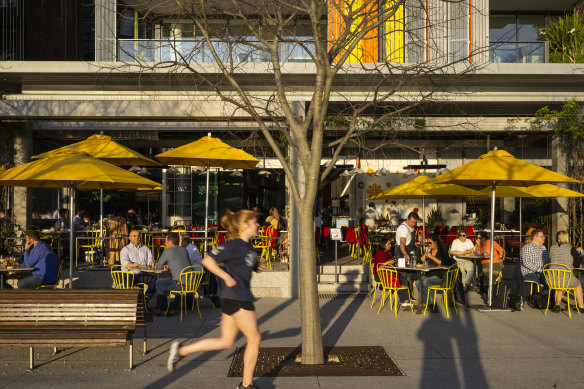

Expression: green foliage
xmin=426 ymin=206 xmax=444 ymax=231
xmin=476 ymin=207 xmax=490 ymax=225
xmin=543 ymin=12 xmax=584 ymax=63
xmin=413 ymin=117 xmax=426 ymax=130
xmin=531 ymin=100 xmax=584 ymax=141
xmin=0 ymin=217 xmax=25 ymax=255
xmin=510 ymin=200 xmax=551 ymax=226
xmin=90 ymin=191 xmax=112 ymax=203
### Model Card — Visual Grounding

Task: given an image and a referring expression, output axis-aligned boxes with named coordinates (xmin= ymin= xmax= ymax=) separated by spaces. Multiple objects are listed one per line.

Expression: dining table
xmin=452 ymin=253 xmax=489 ymax=288
xmin=382 ymin=263 xmax=449 ymax=314
xmin=0 ymin=265 xmax=34 ymax=289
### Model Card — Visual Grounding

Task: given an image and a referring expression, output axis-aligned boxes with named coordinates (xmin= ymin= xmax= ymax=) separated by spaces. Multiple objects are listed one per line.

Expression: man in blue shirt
xmin=179 ymin=233 xmax=203 ymax=270
xmin=18 ymin=230 xmax=59 ymax=289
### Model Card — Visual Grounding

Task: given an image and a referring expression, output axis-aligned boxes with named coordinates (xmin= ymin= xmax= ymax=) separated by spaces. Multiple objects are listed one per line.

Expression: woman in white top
xmin=450 ymin=231 xmax=475 ymax=289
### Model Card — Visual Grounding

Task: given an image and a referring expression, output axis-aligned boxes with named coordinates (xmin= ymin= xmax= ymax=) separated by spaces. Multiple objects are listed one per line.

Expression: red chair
xmin=446 ymin=227 xmax=459 ymax=246
xmin=465 ymin=226 xmax=475 ymax=244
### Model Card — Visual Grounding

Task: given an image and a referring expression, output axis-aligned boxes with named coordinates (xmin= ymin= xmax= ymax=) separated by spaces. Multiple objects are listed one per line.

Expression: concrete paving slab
xmin=1 ymin=295 xmax=583 ymax=388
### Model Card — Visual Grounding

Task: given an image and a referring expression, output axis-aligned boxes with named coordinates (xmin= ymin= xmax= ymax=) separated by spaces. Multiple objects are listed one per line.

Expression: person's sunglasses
xmin=459 ymin=234 xmax=466 ymax=237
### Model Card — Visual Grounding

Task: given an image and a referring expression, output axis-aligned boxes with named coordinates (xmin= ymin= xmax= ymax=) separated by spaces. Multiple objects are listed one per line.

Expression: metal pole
xmin=519 ymin=197 xmax=522 ymax=248
xmin=488 ymin=183 xmax=496 ymax=307
xmin=422 ymin=196 xmax=426 ymax=242
xmin=69 ymin=188 xmax=75 ymax=289
xmin=204 ymin=164 xmax=210 ymax=255
xmin=161 ymin=168 xmax=167 ymax=227
xmin=100 ymin=188 xmax=104 ymax=265
xmin=335 ymin=240 xmax=338 ymax=284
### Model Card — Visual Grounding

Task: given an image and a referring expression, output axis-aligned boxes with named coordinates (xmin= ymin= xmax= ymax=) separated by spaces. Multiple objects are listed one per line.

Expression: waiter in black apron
xmin=395 ymin=212 xmax=421 ymax=260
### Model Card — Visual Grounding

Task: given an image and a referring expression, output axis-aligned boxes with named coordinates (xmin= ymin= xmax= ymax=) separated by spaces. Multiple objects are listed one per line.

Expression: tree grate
xmin=227 ymin=346 xmax=405 ymax=377
xmin=318 ymin=293 xmax=367 ymax=299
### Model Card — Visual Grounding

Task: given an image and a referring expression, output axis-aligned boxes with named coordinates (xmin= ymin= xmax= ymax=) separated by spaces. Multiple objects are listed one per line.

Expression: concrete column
xmin=502 ymin=197 xmax=514 ymax=225
xmin=551 ymin=134 xmax=569 ymax=241
xmin=13 ymin=133 xmax=32 ymax=229
xmin=95 ymin=0 xmax=117 ymax=61
xmin=288 ymin=101 xmax=306 ymax=299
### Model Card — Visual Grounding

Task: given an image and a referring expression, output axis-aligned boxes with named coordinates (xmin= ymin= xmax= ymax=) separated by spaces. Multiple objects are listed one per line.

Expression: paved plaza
xmin=1 ymin=293 xmax=582 ymax=389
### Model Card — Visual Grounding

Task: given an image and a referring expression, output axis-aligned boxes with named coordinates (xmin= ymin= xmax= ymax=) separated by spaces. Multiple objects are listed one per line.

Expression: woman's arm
xmin=202 ymin=255 xmax=236 ymax=287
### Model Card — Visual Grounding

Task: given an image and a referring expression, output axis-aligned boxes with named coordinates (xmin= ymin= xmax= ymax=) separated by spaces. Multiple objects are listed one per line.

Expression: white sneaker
xmin=401 ymin=302 xmax=411 ymax=307
xmin=167 ymin=341 xmax=182 ymax=372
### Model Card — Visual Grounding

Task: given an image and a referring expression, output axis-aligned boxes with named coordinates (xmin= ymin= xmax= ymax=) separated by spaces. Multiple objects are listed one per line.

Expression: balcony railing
xmin=117 ymin=38 xmax=315 ymax=63
xmin=489 ymin=41 xmax=549 ymax=64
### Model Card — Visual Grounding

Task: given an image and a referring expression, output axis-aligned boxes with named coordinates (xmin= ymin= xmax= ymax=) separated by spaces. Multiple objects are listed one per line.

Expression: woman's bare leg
xmin=179 ymin=313 xmax=238 ymax=356
xmin=555 ymin=290 xmax=564 ymax=306
xmin=232 ymin=309 xmax=261 ymax=387
xmin=575 ymin=285 xmax=584 ymax=308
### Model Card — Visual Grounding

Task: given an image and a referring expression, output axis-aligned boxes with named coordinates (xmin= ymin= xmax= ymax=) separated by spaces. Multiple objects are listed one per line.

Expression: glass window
xmin=489 ymin=15 xmax=516 ymax=42
xmin=517 ymin=15 xmax=545 ymax=41
xmin=448 ymin=1 xmax=468 ymax=62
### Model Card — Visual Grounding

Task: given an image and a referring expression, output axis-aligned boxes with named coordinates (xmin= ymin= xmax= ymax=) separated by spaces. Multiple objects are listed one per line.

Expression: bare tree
xmin=111 ymin=0 xmax=487 ymax=364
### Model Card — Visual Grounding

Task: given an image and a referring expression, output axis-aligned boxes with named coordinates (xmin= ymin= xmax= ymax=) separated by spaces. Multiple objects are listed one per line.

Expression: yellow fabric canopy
xmin=369 ymin=175 xmax=483 ymax=200
xmin=434 ymin=149 xmax=580 ymax=187
xmin=156 ymin=136 xmax=259 ymax=169
xmin=476 ymin=184 xmax=584 ymax=198
xmin=0 ymin=151 xmax=160 ymax=190
xmin=32 ymin=134 xmax=159 ymax=167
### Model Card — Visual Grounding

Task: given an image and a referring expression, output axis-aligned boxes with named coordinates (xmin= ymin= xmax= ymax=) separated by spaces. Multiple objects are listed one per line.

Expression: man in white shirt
xmin=120 ymin=229 xmax=156 ymax=301
xmin=395 ymin=212 xmax=420 ymax=260
xmin=450 ymin=231 xmax=475 ymax=289
xmin=363 ymin=203 xmax=378 ymax=229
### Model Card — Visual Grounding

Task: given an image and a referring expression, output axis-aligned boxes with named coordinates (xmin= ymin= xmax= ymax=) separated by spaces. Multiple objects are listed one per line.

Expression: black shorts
xmin=220 ymin=298 xmax=255 ymax=316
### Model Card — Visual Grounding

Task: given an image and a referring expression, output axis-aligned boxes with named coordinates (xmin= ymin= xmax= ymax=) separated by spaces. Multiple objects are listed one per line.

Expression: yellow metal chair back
xmin=369 ymin=260 xmax=379 ymax=308
xmin=172 ymin=225 xmax=187 ymax=233
xmin=111 ymin=264 xmax=135 ymax=289
xmin=168 ymin=265 xmax=204 ymax=321
xmin=424 ymin=263 xmax=459 ymax=318
xmin=543 ymin=263 xmax=579 ymax=317
xmin=376 ymin=264 xmax=414 ymax=317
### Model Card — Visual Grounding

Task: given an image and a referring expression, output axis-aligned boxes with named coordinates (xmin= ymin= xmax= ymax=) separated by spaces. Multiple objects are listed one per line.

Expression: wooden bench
xmin=0 ymin=289 xmax=139 ymax=370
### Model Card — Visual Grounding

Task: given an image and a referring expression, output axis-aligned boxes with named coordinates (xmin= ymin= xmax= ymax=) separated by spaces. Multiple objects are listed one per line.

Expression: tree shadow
xmin=418 ymin=307 xmax=488 ymax=388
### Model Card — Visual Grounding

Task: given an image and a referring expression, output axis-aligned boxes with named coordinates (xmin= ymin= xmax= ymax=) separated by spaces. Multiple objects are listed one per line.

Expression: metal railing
xmin=489 ymin=41 xmax=549 ymax=64
xmin=117 ymin=38 xmax=315 ymax=63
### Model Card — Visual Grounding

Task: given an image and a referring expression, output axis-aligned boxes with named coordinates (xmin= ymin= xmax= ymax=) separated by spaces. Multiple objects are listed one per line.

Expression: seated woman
xmin=420 ymin=234 xmax=455 ymax=312
xmin=548 ymin=230 xmax=584 ymax=313
xmin=474 ymin=231 xmax=504 ymax=293
xmin=265 ymin=207 xmax=288 ymax=263
xmin=373 ymin=236 xmax=411 ymax=307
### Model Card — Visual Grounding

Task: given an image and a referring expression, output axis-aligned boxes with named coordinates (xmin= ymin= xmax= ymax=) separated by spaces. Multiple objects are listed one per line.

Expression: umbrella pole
xmin=204 ymin=164 xmax=210 ymax=256
xmin=100 ymin=189 xmax=104 ymax=265
xmin=69 ymin=188 xmax=75 ymax=289
xmin=519 ymin=197 xmax=522 ymax=248
xmin=488 ymin=184 xmax=495 ymax=307
xmin=422 ymin=196 xmax=425 ymax=244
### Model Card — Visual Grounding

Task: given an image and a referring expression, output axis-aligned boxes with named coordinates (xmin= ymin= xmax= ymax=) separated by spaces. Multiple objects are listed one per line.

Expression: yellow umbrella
xmin=32 ymin=134 xmax=159 ymax=166
xmin=156 ymin=134 xmax=259 ymax=253
xmin=0 ymin=151 xmax=160 ymax=288
xmin=33 ymin=134 xmax=160 ymax=254
xmin=369 ymin=175 xmax=483 ymax=238
xmin=476 ymin=184 xmax=584 ymax=246
xmin=434 ymin=149 xmax=580 ymax=309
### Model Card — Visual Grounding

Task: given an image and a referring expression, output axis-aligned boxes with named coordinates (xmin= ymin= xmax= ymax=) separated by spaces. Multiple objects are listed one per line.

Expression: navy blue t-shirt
xmin=209 ymin=239 xmax=258 ymax=302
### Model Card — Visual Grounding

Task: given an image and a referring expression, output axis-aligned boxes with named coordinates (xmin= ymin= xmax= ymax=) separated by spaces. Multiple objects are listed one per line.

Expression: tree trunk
xmin=298 ymin=192 xmax=324 ymax=364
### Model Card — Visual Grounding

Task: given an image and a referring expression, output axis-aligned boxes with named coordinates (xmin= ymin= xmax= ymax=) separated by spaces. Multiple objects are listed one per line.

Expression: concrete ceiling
xmin=490 ymin=0 xmax=577 ymax=12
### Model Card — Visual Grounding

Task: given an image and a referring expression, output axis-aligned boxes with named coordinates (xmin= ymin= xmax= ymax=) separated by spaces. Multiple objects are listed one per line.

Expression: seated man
xmin=450 ymin=231 xmax=475 ymax=290
xmin=179 ymin=233 xmax=204 ymax=270
xmin=520 ymin=229 xmax=550 ymax=285
xmin=17 ymin=230 xmax=59 ymax=289
xmin=153 ymin=232 xmax=191 ymax=316
xmin=120 ymin=228 xmax=157 ymax=302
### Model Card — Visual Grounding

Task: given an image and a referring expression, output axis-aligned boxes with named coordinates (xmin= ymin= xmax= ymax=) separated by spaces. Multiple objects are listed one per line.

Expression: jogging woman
xmin=167 ymin=210 xmax=264 ymax=389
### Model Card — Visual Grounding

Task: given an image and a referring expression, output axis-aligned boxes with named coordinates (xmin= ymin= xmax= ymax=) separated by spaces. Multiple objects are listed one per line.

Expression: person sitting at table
xmin=153 ymin=232 xmax=191 ymax=316
xmin=179 ymin=233 xmax=203 ymax=270
xmin=420 ymin=234 xmax=455 ymax=312
xmin=548 ymin=231 xmax=584 ymax=312
xmin=73 ymin=209 xmax=89 ymax=232
xmin=475 ymin=230 xmax=505 ymax=294
xmin=450 ymin=231 xmax=475 ymax=291
xmin=373 ymin=236 xmax=411 ymax=307
xmin=54 ymin=208 xmax=70 ymax=232
xmin=17 ymin=230 xmax=59 ymax=289
xmin=520 ymin=229 xmax=549 ymax=286
xmin=120 ymin=228 xmax=157 ymax=302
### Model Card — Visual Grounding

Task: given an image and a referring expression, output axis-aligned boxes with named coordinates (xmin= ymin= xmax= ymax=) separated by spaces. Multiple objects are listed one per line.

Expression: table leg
xmin=416 ymin=273 xmax=424 ymax=314
xmin=0 ymin=273 xmax=4 ymax=289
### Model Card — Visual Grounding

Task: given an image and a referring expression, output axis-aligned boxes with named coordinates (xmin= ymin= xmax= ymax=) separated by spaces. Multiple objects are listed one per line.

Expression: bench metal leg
xmin=143 ymin=327 xmax=147 ymax=355
xmin=53 ymin=347 xmax=58 ymax=355
xmin=129 ymin=340 xmax=133 ymax=370
xmin=29 ymin=347 xmax=34 ymax=370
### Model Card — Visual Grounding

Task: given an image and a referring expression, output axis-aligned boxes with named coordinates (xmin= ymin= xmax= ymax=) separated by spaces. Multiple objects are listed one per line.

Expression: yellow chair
xmin=37 ymin=260 xmax=64 ymax=289
xmin=111 ymin=264 xmax=149 ymax=310
xmin=167 ymin=265 xmax=204 ymax=321
xmin=376 ymin=265 xmax=414 ymax=317
xmin=523 ymin=280 xmax=543 ymax=304
xmin=543 ymin=263 xmax=580 ymax=318
xmin=78 ymin=227 xmax=105 ymax=266
xmin=369 ymin=260 xmax=380 ymax=308
xmin=424 ymin=263 xmax=459 ymax=318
